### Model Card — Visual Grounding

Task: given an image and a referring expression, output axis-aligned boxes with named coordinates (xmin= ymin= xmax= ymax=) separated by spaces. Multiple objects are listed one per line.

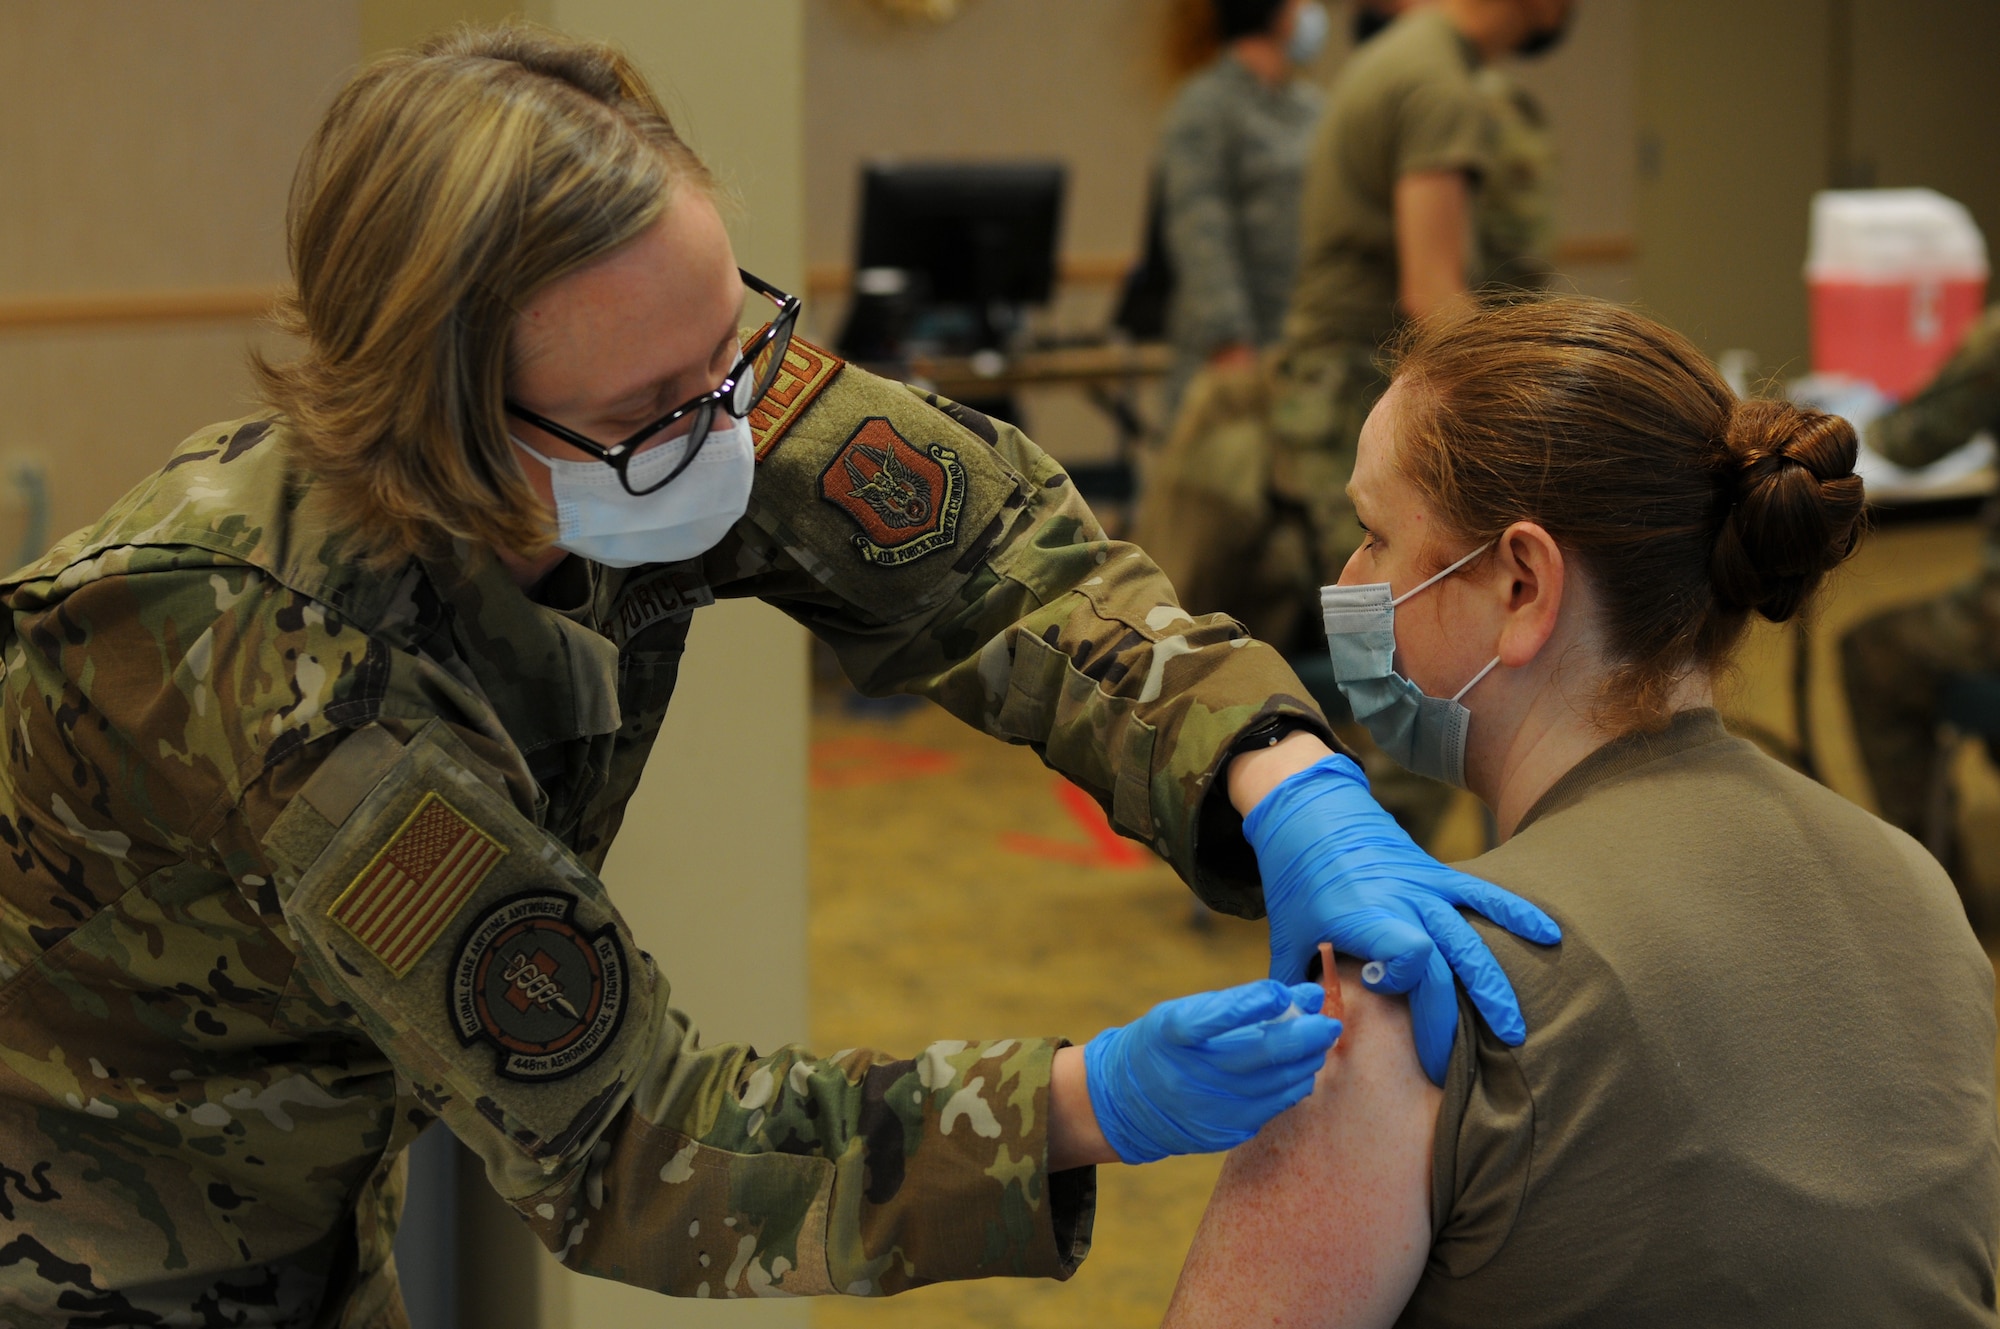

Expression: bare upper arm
xmin=1393 ymin=168 xmax=1472 ymax=322
xmin=1164 ymin=955 xmax=1443 ymax=1329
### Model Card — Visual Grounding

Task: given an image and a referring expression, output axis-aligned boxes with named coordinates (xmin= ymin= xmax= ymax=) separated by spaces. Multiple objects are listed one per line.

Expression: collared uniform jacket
xmin=0 ymin=344 xmax=1327 ymax=1327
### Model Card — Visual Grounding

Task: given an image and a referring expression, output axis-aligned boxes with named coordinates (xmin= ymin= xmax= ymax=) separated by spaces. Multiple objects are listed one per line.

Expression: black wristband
xmin=1226 ymin=714 xmax=1316 ymax=761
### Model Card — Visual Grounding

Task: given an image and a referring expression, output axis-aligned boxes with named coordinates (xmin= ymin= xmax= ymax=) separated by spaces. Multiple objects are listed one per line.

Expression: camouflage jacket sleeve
xmin=0 ymin=546 xmax=1088 ymax=1306
xmin=1870 ymin=305 xmax=2000 ymax=469
xmin=716 ymin=361 xmax=1332 ymax=916
xmin=241 ymin=717 xmax=1092 ymax=1300
xmin=1161 ymin=72 xmax=1259 ymax=355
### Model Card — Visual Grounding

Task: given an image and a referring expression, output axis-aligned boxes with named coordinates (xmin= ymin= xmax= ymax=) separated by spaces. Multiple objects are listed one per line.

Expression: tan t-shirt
xmin=1403 ymin=711 xmax=2000 ymax=1328
xmin=1285 ymin=9 xmax=1492 ymax=352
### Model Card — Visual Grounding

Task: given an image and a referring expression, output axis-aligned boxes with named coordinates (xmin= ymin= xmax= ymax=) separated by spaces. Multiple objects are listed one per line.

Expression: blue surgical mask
xmin=1320 ymin=542 xmax=1500 ymax=789
xmin=512 ymin=411 xmax=755 ymax=569
xmin=1288 ymin=0 xmax=1331 ymax=65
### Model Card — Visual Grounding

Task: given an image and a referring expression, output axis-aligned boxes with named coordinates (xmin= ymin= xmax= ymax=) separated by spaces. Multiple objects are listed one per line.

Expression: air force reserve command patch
xmin=819 ymin=416 xmax=966 ymax=566
xmin=451 ymin=892 xmax=629 ymax=1082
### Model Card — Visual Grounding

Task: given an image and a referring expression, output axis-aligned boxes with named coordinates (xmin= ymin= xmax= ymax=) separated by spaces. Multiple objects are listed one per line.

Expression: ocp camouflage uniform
xmin=0 ymin=340 xmax=1329 ymax=1325
xmin=1841 ymin=306 xmax=2000 ymax=846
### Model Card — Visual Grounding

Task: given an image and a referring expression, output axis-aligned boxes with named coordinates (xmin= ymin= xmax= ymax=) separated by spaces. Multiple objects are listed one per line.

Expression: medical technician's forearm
xmin=1049 ymin=1045 xmax=1118 ymax=1171
xmin=1228 ymin=730 xmax=1337 ymax=816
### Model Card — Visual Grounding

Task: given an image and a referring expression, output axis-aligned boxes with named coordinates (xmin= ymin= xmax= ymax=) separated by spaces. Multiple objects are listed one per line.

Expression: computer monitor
xmin=847 ymin=161 xmax=1067 ymax=353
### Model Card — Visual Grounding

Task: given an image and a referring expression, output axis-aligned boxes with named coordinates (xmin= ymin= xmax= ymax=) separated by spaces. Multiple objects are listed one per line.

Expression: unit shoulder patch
xmin=450 ymin=892 xmax=629 ymax=1082
xmin=328 ymin=791 xmax=506 ymax=977
xmin=817 ymin=417 xmax=966 ymax=567
xmin=747 ymin=330 xmax=844 ymax=460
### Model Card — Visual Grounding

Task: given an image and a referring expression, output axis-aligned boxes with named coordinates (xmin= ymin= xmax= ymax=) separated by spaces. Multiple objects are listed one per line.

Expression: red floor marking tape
xmin=810 ymin=737 xmax=960 ymax=790
xmin=999 ymin=777 xmax=1152 ymax=869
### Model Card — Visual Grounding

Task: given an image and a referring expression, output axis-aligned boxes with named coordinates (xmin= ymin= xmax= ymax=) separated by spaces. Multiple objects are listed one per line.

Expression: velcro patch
xmin=818 ymin=417 xmax=966 ymax=566
xmin=746 ymin=329 xmax=844 ymax=460
xmin=328 ymin=792 xmax=507 ymax=977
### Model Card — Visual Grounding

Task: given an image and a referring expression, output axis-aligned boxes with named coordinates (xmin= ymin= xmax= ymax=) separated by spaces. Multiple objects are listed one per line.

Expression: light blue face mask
xmin=1320 ymin=542 xmax=1500 ymax=789
xmin=512 ymin=411 xmax=755 ymax=569
xmin=1287 ymin=0 xmax=1332 ymax=65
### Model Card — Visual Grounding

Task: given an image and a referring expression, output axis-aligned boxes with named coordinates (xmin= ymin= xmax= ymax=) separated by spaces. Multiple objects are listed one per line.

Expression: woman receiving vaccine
xmin=1170 ymin=296 xmax=2000 ymax=1327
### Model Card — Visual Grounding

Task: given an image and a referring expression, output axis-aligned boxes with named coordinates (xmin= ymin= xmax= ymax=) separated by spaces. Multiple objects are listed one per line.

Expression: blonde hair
xmin=255 ymin=22 xmax=713 ymax=565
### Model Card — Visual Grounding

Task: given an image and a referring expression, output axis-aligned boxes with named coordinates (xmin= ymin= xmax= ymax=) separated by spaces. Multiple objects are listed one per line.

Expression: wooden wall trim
xmin=805 ymin=234 xmax=1638 ymax=297
xmin=1554 ymin=234 xmax=1640 ymax=265
xmin=0 ymin=286 xmax=282 ymax=333
xmin=1 ymin=234 xmax=1640 ymax=332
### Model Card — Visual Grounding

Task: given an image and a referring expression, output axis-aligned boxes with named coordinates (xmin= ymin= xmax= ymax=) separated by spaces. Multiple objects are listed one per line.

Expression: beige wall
xmin=1637 ymin=0 xmax=2000 ymax=374
xmin=1513 ymin=0 xmax=1638 ymax=300
xmin=803 ymin=0 xmax=1637 ymax=281
xmin=1847 ymin=0 xmax=2000 ymax=267
xmin=804 ymin=0 xmax=1177 ymax=272
xmin=1637 ymin=0 xmax=1830 ymax=374
xmin=0 ymin=0 xmax=357 ymax=547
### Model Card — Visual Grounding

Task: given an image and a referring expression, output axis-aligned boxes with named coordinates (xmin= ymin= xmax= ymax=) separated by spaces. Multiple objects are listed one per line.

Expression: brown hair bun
xmin=1710 ymin=401 xmax=1866 ymax=624
xmin=1390 ymin=296 xmax=1868 ymax=732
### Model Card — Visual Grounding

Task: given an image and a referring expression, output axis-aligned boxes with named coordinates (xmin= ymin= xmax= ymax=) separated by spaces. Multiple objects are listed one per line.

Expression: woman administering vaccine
xmin=1169 ymin=296 xmax=2000 ymax=1326
xmin=0 ymin=22 xmax=1557 ymax=1323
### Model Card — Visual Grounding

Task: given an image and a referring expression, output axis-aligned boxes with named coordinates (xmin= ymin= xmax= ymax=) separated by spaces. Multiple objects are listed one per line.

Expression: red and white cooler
xmin=1806 ymin=188 xmax=1989 ymax=400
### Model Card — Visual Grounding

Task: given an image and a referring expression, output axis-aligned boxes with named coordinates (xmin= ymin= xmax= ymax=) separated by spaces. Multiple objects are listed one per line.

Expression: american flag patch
xmin=328 ymin=793 xmax=507 ymax=977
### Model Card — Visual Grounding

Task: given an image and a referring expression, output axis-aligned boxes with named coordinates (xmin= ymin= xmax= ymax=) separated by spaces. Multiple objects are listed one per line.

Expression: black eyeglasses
xmin=505 ymin=268 xmax=801 ymax=496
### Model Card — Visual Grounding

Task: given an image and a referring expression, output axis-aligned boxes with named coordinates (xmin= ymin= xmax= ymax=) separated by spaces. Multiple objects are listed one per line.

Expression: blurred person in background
xmin=1156 ymin=0 xmax=1330 ymax=420
xmin=1842 ymin=306 xmax=2000 ymax=907
xmin=1270 ymin=0 xmax=1571 ymax=641
xmin=1137 ymin=0 xmax=1570 ymax=850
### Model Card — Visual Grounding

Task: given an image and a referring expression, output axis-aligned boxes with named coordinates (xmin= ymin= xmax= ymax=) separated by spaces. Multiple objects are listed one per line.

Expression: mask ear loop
xmin=1390 ymin=540 xmax=1493 ymax=607
xmin=1451 ymin=655 xmax=1503 ymax=703
xmin=511 ymin=435 xmax=555 ymax=471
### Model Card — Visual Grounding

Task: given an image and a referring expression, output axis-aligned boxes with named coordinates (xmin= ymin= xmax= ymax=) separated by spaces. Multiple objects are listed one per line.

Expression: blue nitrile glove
xmin=1082 ymin=979 xmax=1340 ymax=1164
xmin=1243 ymin=754 xmax=1560 ymax=1086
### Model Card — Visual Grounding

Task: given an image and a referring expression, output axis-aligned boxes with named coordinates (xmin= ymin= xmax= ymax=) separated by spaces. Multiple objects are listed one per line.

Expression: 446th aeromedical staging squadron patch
xmin=451 ymin=892 xmax=628 ymax=1082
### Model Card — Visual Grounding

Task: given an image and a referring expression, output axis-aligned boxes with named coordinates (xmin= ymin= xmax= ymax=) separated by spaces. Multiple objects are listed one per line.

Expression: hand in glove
xmin=1082 ymin=979 xmax=1339 ymax=1164
xmin=1244 ymin=754 xmax=1559 ymax=1085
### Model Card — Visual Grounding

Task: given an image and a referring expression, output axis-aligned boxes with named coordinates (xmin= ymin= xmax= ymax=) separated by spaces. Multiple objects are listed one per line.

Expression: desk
xmin=891 ymin=341 xmax=1174 ymax=402
xmin=1865 ymin=468 xmax=1997 ymax=526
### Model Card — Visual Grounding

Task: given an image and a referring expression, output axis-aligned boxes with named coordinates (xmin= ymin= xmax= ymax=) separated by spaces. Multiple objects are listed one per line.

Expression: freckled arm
xmin=1162 ymin=959 xmax=1438 ymax=1328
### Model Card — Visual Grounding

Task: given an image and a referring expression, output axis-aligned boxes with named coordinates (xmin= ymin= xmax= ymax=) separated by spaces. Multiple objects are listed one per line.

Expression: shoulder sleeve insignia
xmin=817 ymin=417 xmax=967 ymax=567
xmin=328 ymin=791 xmax=507 ymax=977
xmin=746 ymin=329 xmax=844 ymax=461
xmin=450 ymin=892 xmax=628 ymax=1082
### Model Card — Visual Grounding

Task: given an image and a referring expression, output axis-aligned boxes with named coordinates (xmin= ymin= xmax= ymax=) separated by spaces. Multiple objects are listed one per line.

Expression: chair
xmin=1923 ymin=673 xmax=2000 ymax=896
